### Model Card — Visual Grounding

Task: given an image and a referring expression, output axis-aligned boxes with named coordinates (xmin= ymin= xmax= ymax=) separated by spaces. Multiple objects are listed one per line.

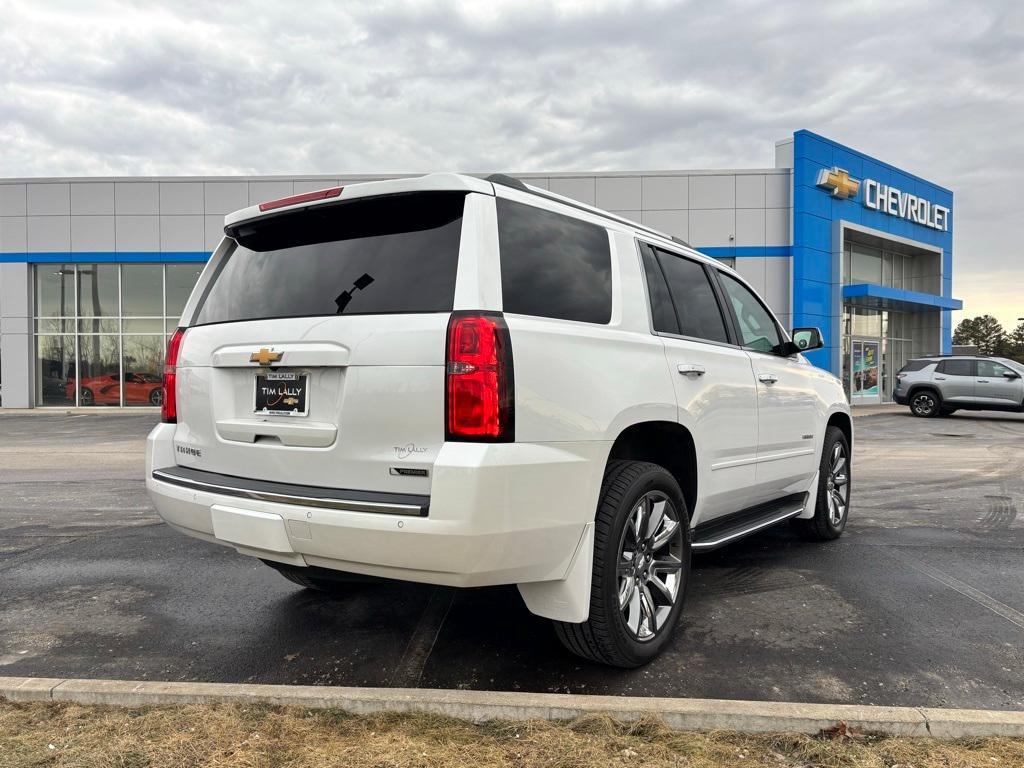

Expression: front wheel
xmin=795 ymin=425 xmax=850 ymax=541
xmin=554 ymin=460 xmax=691 ymax=668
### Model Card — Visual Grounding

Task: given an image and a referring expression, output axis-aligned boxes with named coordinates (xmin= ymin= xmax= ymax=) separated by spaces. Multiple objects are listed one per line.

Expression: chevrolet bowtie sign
xmin=816 ymin=167 xmax=860 ymax=199
xmin=816 ymin=166 xmax=950 ymax=232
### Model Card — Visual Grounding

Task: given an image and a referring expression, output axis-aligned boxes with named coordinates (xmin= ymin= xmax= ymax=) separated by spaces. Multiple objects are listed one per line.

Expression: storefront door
xmin=850 ymin=339 xmax=882 ymax=405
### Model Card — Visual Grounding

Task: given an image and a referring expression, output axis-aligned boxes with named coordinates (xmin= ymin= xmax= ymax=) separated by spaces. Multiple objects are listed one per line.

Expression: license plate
xmin=254 ymin=371 xmax=308 ymax=416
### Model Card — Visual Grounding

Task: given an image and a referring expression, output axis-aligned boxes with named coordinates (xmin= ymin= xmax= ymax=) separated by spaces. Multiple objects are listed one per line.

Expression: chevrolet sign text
xmin=862 ymin=179 xmax=949 ymax=232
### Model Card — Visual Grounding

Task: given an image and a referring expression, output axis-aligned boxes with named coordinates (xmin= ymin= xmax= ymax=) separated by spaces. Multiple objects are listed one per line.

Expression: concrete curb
xmin=2 ymin=677 xmax=1023 ymax=739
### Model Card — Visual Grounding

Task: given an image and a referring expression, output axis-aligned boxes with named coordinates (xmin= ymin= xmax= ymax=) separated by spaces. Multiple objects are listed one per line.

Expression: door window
xmin=644 ymin=246 xmax=729 ymax=343
xmin=937 ymin=359 xmax=974 ymax=377
xmin=977 ymin=360 xmax=1013 ymax=378
xmin=718 ymin=272 xmax=782 ymax=354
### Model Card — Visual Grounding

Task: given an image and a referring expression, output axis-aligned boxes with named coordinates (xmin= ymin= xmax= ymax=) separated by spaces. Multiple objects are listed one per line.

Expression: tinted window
xmin=938 ymin=359 xmax=974 ymax=377
xmin=899 ymin=360 xmax=932 ymax=373
xmin=652 ymin=247 xmax=728 ymax=343
xmin=497 ymin=198 xmax=611 ymax=324
xmin=640 ymin=245 xmax=678 ymax=334
xmin=193 ymin=192 xmax=465 ymax=325
xmin=718 ymin=272 xmax=782 ymax=354
xmin=977 ymin=360 xmax=1013 ymax=378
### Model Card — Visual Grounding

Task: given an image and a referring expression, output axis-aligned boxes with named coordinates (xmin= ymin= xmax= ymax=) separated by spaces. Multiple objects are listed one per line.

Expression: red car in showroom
xmin=67 ymin=372 xmax=163 ymax=406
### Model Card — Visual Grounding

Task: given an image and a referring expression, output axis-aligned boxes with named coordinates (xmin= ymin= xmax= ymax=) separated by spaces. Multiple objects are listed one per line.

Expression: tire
xmin=909 ymin=389 xmax=941 ymax=417
xmin=795 ymin=426 xmax=850 ymax=541
xmin=79 ymin=387 xmax=94 ymax=406
xmin=149 ymin=388 xmax=163 ymax=406
xmin=554 ymin=460 xmax=691 ymax=668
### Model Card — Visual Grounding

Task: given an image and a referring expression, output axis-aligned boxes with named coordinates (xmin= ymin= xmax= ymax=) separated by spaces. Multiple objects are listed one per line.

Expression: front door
xmin=715 ymin=271 xmax=819 ymax=505
xmin=975 ymin=360 xmax=1024 ymax=408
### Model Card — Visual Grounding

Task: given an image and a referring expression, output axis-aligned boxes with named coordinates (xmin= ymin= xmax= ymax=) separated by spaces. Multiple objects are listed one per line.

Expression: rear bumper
xmin=151 ymin=466 xmax=429 ymax=517
xmin=892 ymin=391 xmax=909 ymax=405
xmin=146 ymin=423 xmax=607 ymax=589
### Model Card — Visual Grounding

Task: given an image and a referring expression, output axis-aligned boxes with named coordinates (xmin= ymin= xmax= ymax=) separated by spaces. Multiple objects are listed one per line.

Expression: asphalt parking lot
xmin=1 ymin=408 xmax=1021 ymax=710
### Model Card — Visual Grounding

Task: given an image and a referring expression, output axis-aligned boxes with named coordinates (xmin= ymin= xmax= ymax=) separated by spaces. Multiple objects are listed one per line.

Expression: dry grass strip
xmin=1 ymin=699 xmax=1023 ymax=767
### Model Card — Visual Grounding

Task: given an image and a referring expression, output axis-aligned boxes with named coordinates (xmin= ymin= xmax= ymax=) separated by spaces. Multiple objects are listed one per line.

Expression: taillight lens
xmin=445 ymin=312 xmax=514 ymax=441
xmin=162 ymin=327 xmax=186 ymax=423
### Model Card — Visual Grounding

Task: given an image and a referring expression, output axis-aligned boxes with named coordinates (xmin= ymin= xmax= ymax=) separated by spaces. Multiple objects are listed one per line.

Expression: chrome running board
xmin=691 ymin=493 xmax=806 ymax=551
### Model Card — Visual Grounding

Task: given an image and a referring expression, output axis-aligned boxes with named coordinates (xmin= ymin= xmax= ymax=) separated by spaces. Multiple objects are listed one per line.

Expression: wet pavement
xmin=0 ymin=409 xmax=1021 ymax=709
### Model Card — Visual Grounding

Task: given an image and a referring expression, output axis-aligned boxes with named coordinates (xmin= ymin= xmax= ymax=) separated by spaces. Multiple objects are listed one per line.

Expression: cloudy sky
xmin=1 ymin=0 xmax=1021 ymax=327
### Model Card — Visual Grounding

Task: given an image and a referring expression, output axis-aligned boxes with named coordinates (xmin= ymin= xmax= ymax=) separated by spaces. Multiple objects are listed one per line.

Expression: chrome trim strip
xmin=691 ymin=506 xmax=804 ymax=550
xmin=151 ymin=470 xmax=426 ymax=517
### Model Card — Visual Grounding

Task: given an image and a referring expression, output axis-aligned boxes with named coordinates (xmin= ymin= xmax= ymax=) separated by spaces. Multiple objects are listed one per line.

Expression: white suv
xmin=146 ymin=173 xmax=852 ymax=667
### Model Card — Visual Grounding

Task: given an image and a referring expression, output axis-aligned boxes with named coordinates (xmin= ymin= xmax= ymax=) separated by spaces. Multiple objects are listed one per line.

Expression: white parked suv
xmin=146 ymin=173 xmax=852 ymax=667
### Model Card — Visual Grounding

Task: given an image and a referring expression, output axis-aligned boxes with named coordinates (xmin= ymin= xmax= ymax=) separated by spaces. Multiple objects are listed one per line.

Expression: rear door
xmin=170 ymin=190 xmax=472 ymax=497
xmin=934 ymin=358 xmax=976 ymax=404
xmin=714 ymin=270 xmax=819 ymax=502
xmin=639 ymin=243 xmax=759 ymax=521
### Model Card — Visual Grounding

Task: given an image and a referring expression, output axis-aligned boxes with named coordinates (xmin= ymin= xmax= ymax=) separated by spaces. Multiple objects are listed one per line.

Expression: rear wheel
xmin=149 ymin=388 xmax=163 ymax=406
xmin=554 ymin=460 xmax=691 ymax=668
xmin=795 ymin=425 xmax=850 ymax=541
xmin=910 ymin=390 xmax=940 ymax=417
xmin=79 ymin=387 xmax=94 ymax=406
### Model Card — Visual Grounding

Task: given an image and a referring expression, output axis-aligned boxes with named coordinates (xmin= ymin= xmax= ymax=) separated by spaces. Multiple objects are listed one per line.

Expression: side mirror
xmin=1004 ymin=371 xmax=1021 ymax=379
xmin=783 ymin=327 xmax=824 ymax=356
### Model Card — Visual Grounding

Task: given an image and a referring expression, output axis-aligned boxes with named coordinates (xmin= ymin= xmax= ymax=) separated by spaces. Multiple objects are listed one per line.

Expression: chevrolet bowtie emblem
xmin=250 ymin=348 xmax=282 ymax=366
xmin=816 ymin=167 xmax=860 ymax=199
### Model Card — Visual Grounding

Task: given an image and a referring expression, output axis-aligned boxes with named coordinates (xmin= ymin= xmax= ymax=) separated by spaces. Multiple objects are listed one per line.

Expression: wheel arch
xmin=826 ymin=410 xmax=853 ymax=449
xmin=604 ymin=420 xmax=697 ymax=516
xmin=906 ymin=383 xmax=941 ymax=403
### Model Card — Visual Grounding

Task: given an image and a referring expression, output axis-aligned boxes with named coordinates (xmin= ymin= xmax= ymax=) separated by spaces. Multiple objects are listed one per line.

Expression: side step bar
xmin=692 ymin=493 xmax=807 ymax=551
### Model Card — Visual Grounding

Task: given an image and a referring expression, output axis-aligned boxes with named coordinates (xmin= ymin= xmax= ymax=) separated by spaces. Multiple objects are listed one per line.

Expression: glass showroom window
xmin=33 ymin=263 xmax=203 ymax=407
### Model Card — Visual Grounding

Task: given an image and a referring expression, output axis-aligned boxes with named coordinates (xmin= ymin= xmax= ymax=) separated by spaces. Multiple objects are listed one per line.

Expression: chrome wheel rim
xmin=912 ymin=393 xmax=934 ymax=415
xmin=616 ymin=491 xmax=685 ymax=642
xmin=825 ymin=442 xmax=849 ymax=526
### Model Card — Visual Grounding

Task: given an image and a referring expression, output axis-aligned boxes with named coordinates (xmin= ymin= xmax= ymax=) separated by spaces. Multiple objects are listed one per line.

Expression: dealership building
xmin=0 ymin=130 xmax=960 ymax=409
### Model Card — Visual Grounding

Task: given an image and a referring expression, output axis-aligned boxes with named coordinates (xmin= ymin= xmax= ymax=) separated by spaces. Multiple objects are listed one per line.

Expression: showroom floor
xmin=0 ymin=409 xmax=1021 ymax=710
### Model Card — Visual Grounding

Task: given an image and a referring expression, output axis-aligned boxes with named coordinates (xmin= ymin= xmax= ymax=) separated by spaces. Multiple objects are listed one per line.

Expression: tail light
xmin=161 ymin=327 xmax=186 ymax=423
xmin=445 ymin=312 xmax=514 ymax=441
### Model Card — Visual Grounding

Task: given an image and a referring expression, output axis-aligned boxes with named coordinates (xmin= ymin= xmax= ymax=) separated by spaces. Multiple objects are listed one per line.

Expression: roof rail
xmin=484 ymin=173 xmax=692 ymax=250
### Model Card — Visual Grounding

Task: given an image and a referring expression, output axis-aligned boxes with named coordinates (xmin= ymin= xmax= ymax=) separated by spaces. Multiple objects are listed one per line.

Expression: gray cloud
xmin=0 ymin=0 xmax=1022 ymax=324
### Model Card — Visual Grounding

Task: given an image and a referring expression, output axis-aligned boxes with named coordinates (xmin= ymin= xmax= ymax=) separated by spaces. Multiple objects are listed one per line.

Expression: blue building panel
xmin=791 ymin=130 xmax=959 ymax=373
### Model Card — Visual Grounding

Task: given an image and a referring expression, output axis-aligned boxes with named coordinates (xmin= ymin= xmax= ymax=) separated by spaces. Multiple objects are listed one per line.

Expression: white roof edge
xmin=223 ymin=172 xmax=492 ymax=228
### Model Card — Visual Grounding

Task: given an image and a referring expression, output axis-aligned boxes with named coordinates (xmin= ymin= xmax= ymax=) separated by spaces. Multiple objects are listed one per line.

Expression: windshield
xmin=192 ymin=191 xmax=466 ymax=326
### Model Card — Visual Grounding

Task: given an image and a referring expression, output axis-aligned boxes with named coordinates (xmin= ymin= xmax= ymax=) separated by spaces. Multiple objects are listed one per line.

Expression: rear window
xmin=192 ymin=192 xmax=466 ymax=326
xmin=899 ymin=360 xmax=933 ymax=373
xmin=496 ymin=198 xmax=612 ymax=324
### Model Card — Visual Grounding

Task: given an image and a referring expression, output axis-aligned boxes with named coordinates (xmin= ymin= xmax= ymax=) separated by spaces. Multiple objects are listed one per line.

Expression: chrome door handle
xmin=677 ymin=364 xmax=706 ymax=376
xmin=758 ymin=373 xmax=779 ymax=385
xmin=935 ymin=376 xmax=946 ymax=380
xmin=977 ymin=379 xmax=990 ymax=384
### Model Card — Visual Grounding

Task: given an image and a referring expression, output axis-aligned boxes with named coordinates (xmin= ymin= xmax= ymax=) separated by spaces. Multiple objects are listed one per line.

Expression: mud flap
xmin=795 ymin=470 xmax=820 ymax=519
xmin=516 ymin=522 xmax=594 ymax=623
